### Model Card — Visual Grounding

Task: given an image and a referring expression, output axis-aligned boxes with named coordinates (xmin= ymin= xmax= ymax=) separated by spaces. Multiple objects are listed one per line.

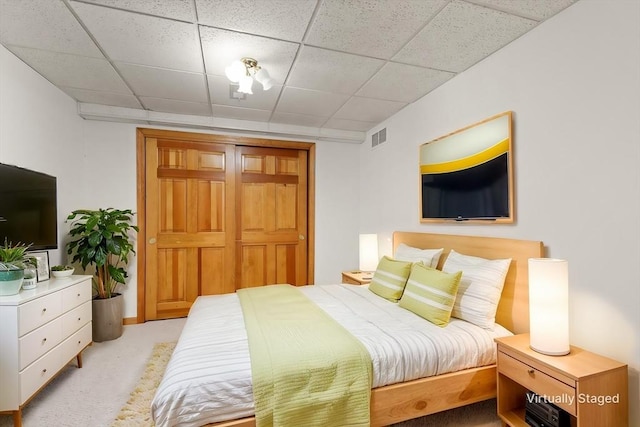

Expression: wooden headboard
xmin=393 ymin=232 xmax=543 ymax=334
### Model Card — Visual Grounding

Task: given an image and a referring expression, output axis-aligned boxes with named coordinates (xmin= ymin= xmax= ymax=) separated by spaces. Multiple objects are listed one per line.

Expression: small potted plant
xmin=66 ymin=208 xmax=138 ymax=341
xmin=0 ymin=239 xmax=35 ymax=295
xmin=51 ymin=265 xmax=74 ymax=278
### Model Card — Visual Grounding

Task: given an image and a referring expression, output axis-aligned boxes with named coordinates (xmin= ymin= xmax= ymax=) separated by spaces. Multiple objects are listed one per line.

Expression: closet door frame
xmin=135 ymin=128 xmax=316 ymax=323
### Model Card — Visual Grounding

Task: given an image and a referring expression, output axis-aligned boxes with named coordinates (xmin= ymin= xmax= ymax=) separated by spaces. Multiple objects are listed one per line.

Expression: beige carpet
xmin=112 ymin=342 xmax=177 ymax=427
xmin=110 ymin=340 xmax=500 ymax=427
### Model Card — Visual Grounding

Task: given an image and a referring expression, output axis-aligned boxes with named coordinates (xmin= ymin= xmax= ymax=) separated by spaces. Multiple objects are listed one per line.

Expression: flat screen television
xmin=419 ymin=111 xmax=514 ymax=223
xmin=0 ymin=163 xmax=58 ymax=250
xmin=421 ymin=152 xmax=509 ymax=220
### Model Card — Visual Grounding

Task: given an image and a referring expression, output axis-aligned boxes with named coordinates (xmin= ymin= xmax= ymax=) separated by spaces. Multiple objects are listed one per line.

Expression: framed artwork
xmin=419 ymin=111 xmax=514 ymax=223
xmin=30 ymin=251 xmax=50 ymax=282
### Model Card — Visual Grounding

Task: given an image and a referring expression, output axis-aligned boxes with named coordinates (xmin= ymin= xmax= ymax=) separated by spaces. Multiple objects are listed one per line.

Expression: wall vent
xmin=371 ymin=128 xmax=387 ymax=148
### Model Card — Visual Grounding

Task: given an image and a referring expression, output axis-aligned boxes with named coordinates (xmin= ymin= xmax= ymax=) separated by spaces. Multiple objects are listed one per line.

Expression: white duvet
xmin=151 ymin=284 xmax=512 ymax=427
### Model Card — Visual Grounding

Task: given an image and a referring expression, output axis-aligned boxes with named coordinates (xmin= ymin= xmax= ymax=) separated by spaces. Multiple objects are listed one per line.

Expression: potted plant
xmin=66 ymin=208 xmax=139 ymax=342
xmin=51 ymin=265 xmax=74 ymax=278
xmin=0 ymin=239 xmax=35 ymax=295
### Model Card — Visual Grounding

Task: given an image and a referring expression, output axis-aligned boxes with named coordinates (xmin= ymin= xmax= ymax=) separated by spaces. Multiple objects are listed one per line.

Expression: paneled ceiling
xmin=0 ymin=0 xmax=577 ymax=142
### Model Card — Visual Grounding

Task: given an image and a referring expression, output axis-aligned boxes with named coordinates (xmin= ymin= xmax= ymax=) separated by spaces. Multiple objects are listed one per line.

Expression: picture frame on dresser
xmin=29 ymin=251 xmax=49 ymax=282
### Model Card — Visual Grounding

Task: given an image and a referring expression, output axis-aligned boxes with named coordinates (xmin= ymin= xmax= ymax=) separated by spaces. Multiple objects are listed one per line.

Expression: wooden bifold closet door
xmin=137 ymin=129 xmax=314 ymax=321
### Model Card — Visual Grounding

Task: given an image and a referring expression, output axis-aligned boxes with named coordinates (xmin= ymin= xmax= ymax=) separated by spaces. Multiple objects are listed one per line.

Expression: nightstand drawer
xmin=498 ymin=351 xmax=577 ymax=416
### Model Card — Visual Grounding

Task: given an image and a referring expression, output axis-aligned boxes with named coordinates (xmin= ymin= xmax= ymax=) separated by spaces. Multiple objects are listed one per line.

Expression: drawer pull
xmin=77 ymin=293 xmax=81 ymax=297
xmin=527 ymin=369 xmax=535 ymax=375
xmin=78 ymin=317 xmax=81 ymax=321
xmin=42 ymin=338 xmax=47 ymax=343
xmin=42 ymin=368 xmax=47 ymax=373
xmin=42 ymin=308 xmax=47 ymax=313
xmin=78 ymin=340 xmax=81 ymax=344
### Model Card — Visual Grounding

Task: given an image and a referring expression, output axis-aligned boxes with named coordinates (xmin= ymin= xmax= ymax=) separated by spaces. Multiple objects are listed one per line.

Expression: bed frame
xmin=211 ymin=232 xmax=544 ymax=427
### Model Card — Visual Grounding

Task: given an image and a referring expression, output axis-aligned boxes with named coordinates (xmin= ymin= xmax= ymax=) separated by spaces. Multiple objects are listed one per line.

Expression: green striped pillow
xmin=399 ymin=263 xmax=462 ymax=327
xmin=368 ymin=256 xmax=412 ymax=302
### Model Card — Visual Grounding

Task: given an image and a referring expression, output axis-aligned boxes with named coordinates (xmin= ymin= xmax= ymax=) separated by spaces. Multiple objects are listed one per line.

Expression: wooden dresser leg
xmin=12 ymin=408 xmax=22 ymax=427
xmin=76 ymin=352 xmax=83 ymax=369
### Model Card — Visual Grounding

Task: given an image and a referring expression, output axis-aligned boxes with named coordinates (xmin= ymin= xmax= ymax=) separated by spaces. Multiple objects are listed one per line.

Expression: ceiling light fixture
xmin=225 ymin=57 xmax=274 ymax=95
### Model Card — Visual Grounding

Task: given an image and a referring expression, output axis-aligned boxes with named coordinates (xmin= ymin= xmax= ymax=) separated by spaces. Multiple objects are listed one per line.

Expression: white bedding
xmin=152 ymin=284 xmax=512 ymax=427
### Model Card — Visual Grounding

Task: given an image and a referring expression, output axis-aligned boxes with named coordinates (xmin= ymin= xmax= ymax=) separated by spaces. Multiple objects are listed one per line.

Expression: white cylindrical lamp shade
xmin=528 ymin=258 xmax=570 ymax=356
xmin=359 ymin=234 xmax=379 ymax=272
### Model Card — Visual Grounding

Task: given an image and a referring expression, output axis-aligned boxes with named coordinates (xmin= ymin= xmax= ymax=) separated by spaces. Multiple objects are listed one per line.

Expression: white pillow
xmin=442 ymin=250 xmax=511 ymax=329
xmin=394 ymin=243 xmax=444 ymax=268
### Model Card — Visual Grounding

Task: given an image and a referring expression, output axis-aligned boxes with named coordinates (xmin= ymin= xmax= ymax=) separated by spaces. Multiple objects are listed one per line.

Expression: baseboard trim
xmin=123 ymin=317 xmax=138 ymax=325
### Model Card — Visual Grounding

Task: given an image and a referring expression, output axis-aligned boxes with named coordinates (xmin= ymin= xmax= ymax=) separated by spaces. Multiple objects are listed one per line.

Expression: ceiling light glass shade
xmin=225 ymin=60 xmax=245 ymax=83
xmin=238 ymin=74 xmax=253 ymax=94
xmin=254 ymin=68 xmax=274 ymax=91
xmin=528 ymin=258 xmax=570 ymax=356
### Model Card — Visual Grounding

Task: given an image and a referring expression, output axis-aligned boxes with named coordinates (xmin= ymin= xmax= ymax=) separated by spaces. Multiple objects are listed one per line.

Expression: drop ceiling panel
xmin=141 ymin=97 xmax=211 ymax=116
xmin=394 ymin=0 xmax=537 ymax=72
xmin=211 ymin=105 xmax=272 ymax=122
xmin=200 ymin=27 xmax=298 ymax=83
xmin=0 ymin=0 xmax=579 ymax=141
xmin=78 ymin=0 xmax=196 ymax=22
xmin=276 ymin=87 xmax=349 ymax=117
xmin=196 ymin=0 xmax=316 ymax=42
xmin=357 ymin=62 xmax=455 ymax=103
xmin=8 ymin=47 xmax=131 ymax=93
xmin=333 ymin=97 xmax=405 ymax=123
xmin=466 ymin=0 xmax=577 ymax=21
xmin=116 ymin=63 xmax=207 ymax=102
xmin=323 ymin=118 xmax=377 ymax=132
xmin=61 ymin=87 xmax=143 ymax=109
xmin=287 ymin=46 xmax=384 ymax=95
xmin=305 ymin=0 xmax=448 ymax=59
xmin=0 ymin=0 xmax=103 ymax=57
xmin=70 ymin=1 xmax=203 ymax=72
xmin=270 ymin=112 xmax=328 ymax=128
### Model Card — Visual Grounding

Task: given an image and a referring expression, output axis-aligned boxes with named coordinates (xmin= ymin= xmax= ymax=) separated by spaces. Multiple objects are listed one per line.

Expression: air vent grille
xmin=371 ymin=128 xmax=387 ymax=148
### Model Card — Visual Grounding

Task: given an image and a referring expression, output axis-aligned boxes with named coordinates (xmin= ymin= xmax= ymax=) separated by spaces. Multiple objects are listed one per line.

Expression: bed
xmin=152 ymin=232 xmax=543 ymax=427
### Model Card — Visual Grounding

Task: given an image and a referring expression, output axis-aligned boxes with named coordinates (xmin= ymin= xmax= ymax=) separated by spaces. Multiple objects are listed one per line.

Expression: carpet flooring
xmin=112 ymin=342 xmax=177 ymax=427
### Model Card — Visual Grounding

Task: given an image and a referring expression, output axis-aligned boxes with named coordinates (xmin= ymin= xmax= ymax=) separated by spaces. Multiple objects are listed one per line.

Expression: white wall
xmin=0 ymin=46 xmax=86 ymax=267
xmin=359 ymin=1 xmax=640 ymax=423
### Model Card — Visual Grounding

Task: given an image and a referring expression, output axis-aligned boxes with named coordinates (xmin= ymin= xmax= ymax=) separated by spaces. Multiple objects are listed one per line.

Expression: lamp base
xmin=530 ymin=344 xmax=570 ymax=356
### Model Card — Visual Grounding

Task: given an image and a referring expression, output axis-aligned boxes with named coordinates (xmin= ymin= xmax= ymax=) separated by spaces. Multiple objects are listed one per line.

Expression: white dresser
xmin=0 ymin=276 xmax=93 ymax=427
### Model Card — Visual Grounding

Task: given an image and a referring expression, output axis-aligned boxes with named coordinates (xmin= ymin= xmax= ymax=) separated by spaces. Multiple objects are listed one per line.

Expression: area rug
xmin=111 ymin=342 xmax=176 ymax=427
xmin=111 ymin=340 xmax=500 ymax=427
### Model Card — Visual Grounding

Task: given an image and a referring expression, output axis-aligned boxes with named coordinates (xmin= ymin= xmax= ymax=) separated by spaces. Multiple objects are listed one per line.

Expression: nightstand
xmin=341 ymin=271 xmax=373 ymax=285
xmin=495 ymin=334 xmax=628 ymax=427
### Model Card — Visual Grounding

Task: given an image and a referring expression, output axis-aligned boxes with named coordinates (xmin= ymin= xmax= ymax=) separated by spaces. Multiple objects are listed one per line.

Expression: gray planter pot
xmin=92 ymin=293 xmax=123 ymax=342
xmin=0 ymin=269 xmax=24 ymax=296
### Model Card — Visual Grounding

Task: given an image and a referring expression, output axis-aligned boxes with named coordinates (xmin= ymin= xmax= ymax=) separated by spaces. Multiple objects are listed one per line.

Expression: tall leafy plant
xmin=66 ymin=208 xmax=139 ymax=299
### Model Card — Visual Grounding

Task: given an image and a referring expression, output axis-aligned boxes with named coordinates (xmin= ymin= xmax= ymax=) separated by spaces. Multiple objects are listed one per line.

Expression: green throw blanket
xmin=238 ymin=285 xmax=372 ymax=427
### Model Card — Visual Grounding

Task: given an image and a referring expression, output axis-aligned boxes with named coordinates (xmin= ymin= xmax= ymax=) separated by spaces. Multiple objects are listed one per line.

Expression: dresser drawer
xmin=60 ymin=322 xmax=92 ymax=362
xmin=498 ymin=351 xmax=576 ymax=415
xmin=19 ymin=317 xmax=63 ymax=370
xmin=18 ymin=292 xmax=63 ymax=336
xmin=61 ymin=280 xmax=92 ymax=312
xmin=61 ymin=301 xmax=91 ymax=337
xmin=19 ymin=341 xmax=65 ymax=404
